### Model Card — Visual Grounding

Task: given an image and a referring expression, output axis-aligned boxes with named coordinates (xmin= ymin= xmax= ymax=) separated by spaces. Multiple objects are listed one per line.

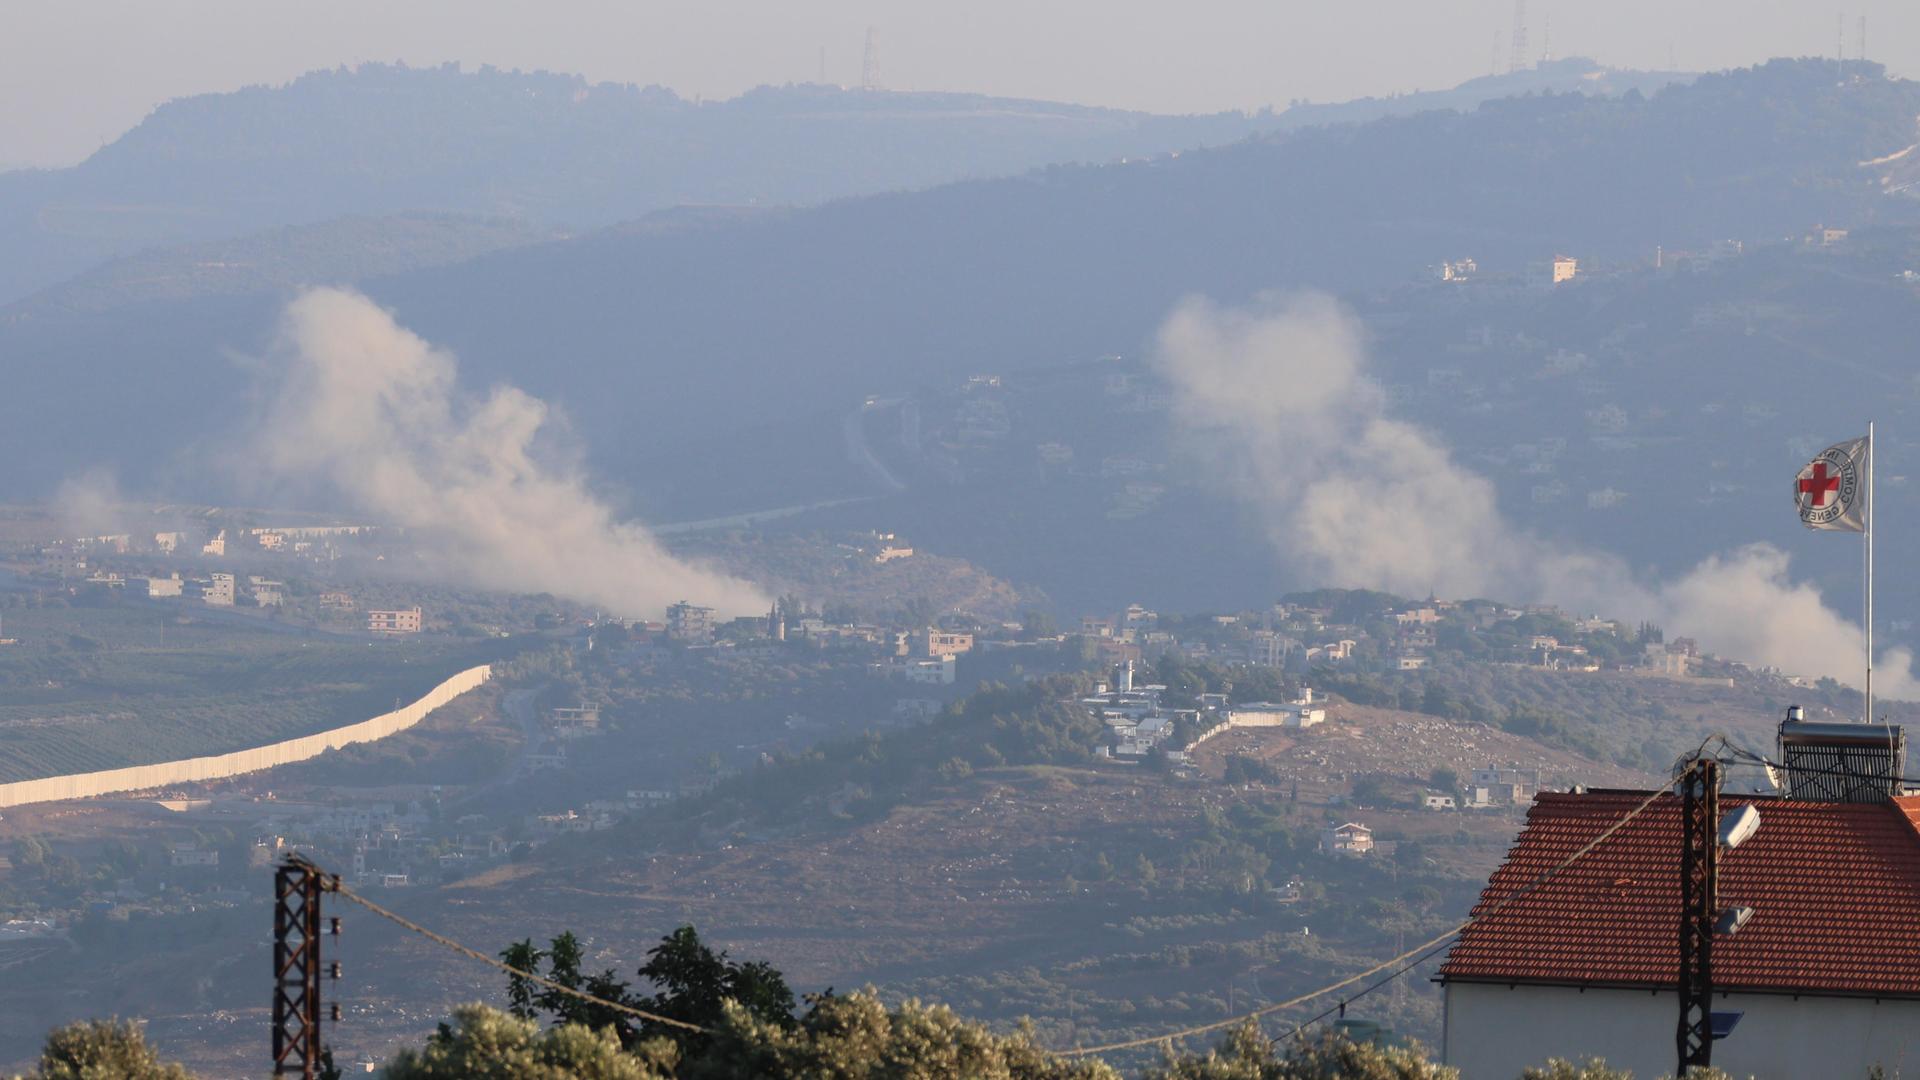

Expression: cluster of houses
xmin=1434 ymin=235 xmax=1759 ymax=292
xmin=38 ymin=524 xmax=373 ymax=571
xmin=30 ymin=528 xmax=424 ymax=634
xmin=654 ymin=599 xmax=979 ymax=685
xmin=1080 ymin=661 xmax=1326 ymax=763
xmin=1433 ymin=252 xmax=1580 ymax=288
xmin=635 ymin=592 xmax=1710 ymax=719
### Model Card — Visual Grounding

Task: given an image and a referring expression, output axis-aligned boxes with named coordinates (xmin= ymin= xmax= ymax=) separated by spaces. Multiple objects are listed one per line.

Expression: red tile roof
xmin=1440 ymin=791 xmax=1920 ymax=996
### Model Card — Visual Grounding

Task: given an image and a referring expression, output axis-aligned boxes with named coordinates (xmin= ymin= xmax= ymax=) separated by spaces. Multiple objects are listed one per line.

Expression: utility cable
xmin=1267 ymin=730 xmax=1920 ymax=1050
xmin=301 ymin=733 xmax=1765 ymax=1060
xmin=1276 ymin=932 xmax=1460 ymax=1045
xmin=326 ymin=878 xmax=710 ymax=1034
xmin=1057 ymin=758 xmax=1700 ymax=1057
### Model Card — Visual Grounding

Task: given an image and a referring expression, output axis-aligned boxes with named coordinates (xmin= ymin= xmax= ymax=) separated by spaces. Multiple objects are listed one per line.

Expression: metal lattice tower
xmin=1676 ymin=759 xmax=1719 ymax=1075
xmin=1508 ymin=0 xmax=1529 ymax=74
xmin=273 ymin=856 xmax=339 ymax=1078
xmin=862 ymin=26 xmax=881 ymax=91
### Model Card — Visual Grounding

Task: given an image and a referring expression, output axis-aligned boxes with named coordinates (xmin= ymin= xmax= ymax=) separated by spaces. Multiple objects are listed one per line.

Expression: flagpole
xmin=1866 ymin=418 xmax=1874 ymax=725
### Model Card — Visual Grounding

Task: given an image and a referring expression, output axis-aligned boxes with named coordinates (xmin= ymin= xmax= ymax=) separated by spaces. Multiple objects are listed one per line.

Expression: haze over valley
xmin=2 ymin=9 xmax=1917 ymax=1078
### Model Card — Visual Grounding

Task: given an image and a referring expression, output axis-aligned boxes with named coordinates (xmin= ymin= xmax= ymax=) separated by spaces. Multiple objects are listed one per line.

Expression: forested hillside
xmin=0 ymin=64 xmax=1280 ymax=304
xmin=3 ymin=59 xmax=1912 ymax=503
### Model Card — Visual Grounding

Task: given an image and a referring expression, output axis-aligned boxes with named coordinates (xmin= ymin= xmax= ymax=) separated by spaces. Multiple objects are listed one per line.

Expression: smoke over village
xmin=2 ymin=5 xmax=1919 ymax=1078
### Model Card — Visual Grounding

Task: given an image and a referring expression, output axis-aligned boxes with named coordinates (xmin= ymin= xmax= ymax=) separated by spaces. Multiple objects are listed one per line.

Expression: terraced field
xmin=0 ymin=603 xmax=504 ymax=782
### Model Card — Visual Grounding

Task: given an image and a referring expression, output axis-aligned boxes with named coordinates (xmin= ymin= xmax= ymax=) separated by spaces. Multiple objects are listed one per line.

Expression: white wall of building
xmin=1445 ymin=981 xmax=1920 ymax=1080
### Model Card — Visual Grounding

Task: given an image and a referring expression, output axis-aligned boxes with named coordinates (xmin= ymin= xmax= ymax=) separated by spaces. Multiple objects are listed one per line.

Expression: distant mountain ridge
xmin=5 ymin=60 xmax=1909 ymax=588
xmin=0 ymin=57 xmax=1686 ymax=305
xmin=1275 ymin=56 xmax=1691 ymax=127
xmin=2 ymin=213 xmax=560 ymax=319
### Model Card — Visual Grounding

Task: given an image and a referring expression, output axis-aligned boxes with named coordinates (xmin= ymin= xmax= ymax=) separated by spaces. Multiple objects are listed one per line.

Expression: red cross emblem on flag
xmin=1798 ymin=462 xmax=1841 ymax=507
xmin=1795 ymin=437 xmax=1867 ymax=531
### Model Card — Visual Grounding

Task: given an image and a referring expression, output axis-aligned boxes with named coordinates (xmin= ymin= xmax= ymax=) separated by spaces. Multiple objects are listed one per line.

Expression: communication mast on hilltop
xmin=862 ymin=26 xmax=882 ymax=91
xmin=1508 ymin=0 xmax=1529 ymax=74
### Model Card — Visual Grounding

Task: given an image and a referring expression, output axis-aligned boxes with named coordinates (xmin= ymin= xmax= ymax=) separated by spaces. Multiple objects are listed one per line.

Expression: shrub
xmin=24 ymin=1019 xmax=195 ymax=1080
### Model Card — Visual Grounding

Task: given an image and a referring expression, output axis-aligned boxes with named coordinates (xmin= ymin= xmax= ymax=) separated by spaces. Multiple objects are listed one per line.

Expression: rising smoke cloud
xmin=256 ymin=287 xmax=767 ymax=618
xmin=52 ymin=467 xmax=129 ymax=539
xmin=1153 ymin=293 xmax=1920 ymax=698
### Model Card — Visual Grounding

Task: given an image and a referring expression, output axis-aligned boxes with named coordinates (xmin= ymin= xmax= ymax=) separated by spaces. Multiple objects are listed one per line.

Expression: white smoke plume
xmin=256 ymin=287 xmax=767 ymax=618
xmin=1153 ymin=293 xmax=1919 ymax=698
xmin=53 ymin=467 xmax=129 ymax=539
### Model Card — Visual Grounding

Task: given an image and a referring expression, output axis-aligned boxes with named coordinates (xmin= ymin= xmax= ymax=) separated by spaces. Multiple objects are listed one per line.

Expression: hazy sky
xmin=4 ymin=0 xmax=1916 ymax=168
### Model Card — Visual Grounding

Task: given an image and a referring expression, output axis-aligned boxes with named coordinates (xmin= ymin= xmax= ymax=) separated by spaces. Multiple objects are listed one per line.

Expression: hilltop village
xmin=0 ymin=517 xmax=1830 ymax=952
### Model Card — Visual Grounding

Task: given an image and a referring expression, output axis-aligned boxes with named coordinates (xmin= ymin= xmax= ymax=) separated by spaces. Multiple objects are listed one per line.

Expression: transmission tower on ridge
xmin=862 ymin=26 xmax=881 ymax=91
xmin=1508 ymin=0 xmax=1529 ymax=74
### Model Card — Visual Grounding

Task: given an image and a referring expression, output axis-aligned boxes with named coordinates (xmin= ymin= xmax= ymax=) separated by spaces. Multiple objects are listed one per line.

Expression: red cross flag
xmin=1795 ymin=436 xmax=1869 ymax=531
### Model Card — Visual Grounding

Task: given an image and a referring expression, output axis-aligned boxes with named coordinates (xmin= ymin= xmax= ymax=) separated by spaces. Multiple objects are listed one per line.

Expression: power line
xmin=1277 ymin=934 xmax=1459 ymax=1045
xmin=327 ymin=878 xmax=710 ymax=1034
xmin=312 ymin=730 xmax=1884 ymax=1063
xmin=1058 ymin=758 xmax=1699 ymax=1057
xmin=1060 ymin=923 xmax=1465 ymax=1057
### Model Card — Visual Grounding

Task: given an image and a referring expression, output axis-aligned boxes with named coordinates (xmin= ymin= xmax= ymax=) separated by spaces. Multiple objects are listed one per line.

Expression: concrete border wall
xmin=0 ymin=664 xmax=491 ymax=809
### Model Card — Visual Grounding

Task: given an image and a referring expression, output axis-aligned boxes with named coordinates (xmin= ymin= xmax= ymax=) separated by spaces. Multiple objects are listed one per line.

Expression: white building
xmin=134 ymin=574 xmax=184 ymax=599
xmin=168 ymin=845 xmax=219 ymax=868
xmin=366 ymin=607 xmax=422 ymax=633
xmin=248 ymin=576 xmax=285 ymax=607
xmin=1465 ymin=766 xmax=1538 ymax=807
xmin=1229 ymin=693 xmax=1326 ymax=730
xmin=202 ymin=572 xmax=236 ymax=606
xmin=899 ymin=657 xmax=956 ymax=685
xmin=1320 ymin=822 xmax=1373 ymax=856
xmin=1441 ymin=783 xmax=1920 ymax=1079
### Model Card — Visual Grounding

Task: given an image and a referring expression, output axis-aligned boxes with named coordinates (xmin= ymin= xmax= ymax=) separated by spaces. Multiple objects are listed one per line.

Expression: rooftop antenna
xmin=1837 ymin=12 xmax=1846 ymax=76
xmin=1858 ymin=15 xmax=1867 ymax=68
xmin=1541 ymin=11 xmax=1552 ymax=63
xmin=1508 ymin=0 xmax=1529 ymax=74
xmin=862 ymin=26 xmax=881 ymax=91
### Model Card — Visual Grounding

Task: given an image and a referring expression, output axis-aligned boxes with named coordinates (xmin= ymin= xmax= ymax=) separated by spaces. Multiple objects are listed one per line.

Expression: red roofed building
xmin=1439 ymin=788 xmax=1920 ymax=1079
